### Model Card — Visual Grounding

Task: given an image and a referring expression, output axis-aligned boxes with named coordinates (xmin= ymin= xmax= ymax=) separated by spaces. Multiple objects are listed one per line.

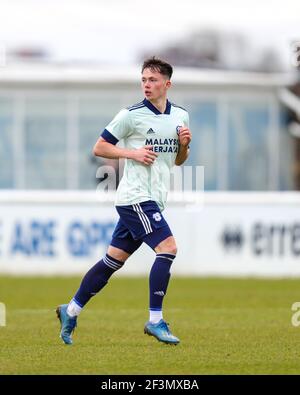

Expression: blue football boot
xmin=56 ymin=304 xmax=77 ymax=345
xmin=144 ymin=319 xmax=180 ymax=345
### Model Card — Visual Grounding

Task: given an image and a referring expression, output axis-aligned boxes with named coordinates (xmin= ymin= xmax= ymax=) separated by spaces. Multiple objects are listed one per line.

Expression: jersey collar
xmin=143 ymin=98 xmax=171 ymax=115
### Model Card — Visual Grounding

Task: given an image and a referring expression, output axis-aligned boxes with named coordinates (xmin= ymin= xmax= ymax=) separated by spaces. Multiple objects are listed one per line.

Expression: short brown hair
xmin=142 ymin=57 xmax=173 ymax=79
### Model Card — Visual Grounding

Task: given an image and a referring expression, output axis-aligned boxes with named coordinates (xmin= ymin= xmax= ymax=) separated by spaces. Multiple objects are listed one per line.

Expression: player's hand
xmin=131 ymin=145 xmax=158 ymax=166
xmin=178 ymin=127 xmax=192 ymax=147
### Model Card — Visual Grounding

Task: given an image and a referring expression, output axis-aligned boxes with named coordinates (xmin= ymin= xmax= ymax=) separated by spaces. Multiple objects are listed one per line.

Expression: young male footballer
xmin=56 ymin=57 xmax=192 ymax=345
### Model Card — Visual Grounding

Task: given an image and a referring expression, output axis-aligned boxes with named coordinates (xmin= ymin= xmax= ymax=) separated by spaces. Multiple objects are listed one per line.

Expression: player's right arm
xmin=94 ymin=108 xmax=157 ymax=166
xmin=93 ymin=138 xmax=157 ymax=166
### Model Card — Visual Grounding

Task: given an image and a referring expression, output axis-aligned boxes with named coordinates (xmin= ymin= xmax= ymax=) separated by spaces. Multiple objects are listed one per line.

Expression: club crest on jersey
xmin=176 ymin=125 xmax=183 ymax=135
xmin=153 ymin=212 xmax=162 ymax=222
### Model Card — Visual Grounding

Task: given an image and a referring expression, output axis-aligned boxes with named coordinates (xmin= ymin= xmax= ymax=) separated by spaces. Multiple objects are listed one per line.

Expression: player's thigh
xmin=154 ymin=235 xmax=177 ymax=255
xmin=109 ymin=217 xmax=143 ymax=261
xmin=132 ymin=201 xmax=175 ymax=252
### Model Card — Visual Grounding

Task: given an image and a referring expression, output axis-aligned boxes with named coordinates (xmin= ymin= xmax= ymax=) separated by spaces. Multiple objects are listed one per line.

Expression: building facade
xmin=0 ymin=64 xmax=295 ymax=191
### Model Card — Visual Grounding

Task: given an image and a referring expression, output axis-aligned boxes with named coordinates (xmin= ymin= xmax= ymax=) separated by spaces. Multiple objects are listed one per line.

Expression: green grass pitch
xmin=1 ymin=276 xmax=300 ymax=374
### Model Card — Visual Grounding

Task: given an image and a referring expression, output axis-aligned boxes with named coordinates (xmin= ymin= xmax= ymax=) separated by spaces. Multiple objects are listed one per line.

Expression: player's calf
xmin=56 ymin=253 xmax=126 ymax=344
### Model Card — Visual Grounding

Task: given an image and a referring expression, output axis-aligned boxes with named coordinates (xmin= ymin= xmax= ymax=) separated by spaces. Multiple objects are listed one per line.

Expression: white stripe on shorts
xmin=132 ymin=204 xmax=151 ymax=234
xmin=132 ymin=204 xmax=152 ymax=234
xmin=136 ymin=203 xmax=153 ymax=233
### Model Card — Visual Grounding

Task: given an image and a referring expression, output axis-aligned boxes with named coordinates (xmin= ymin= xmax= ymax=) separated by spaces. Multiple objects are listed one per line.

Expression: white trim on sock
xmin=149 ymin=310 xmax=163 ymax=324
xmin=67 ymin=299 xmax=82 ymax=317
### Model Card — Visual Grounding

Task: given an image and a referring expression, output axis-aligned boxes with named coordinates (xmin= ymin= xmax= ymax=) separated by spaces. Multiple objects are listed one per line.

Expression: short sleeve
xmin=183 ymin=111 xmax=189 ymax=128
xmin=101 ymin=109 xmax=132 ymax=145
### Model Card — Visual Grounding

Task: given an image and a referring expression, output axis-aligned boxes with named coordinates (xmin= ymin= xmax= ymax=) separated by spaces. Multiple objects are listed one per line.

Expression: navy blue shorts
xmin=110 ymin=200 xmax=173 ymax=253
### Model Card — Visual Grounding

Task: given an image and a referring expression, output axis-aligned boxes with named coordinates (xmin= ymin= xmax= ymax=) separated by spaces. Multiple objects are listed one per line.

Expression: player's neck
xmin=148 ymin=97 xmax=168 ymax=114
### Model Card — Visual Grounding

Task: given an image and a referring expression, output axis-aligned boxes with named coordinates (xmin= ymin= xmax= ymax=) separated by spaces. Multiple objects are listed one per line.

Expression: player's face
xmin=141 ymin=68 xmax=171 ymax=102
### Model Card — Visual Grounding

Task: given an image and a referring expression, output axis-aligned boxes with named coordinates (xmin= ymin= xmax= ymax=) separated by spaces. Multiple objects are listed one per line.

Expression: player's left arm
xmin=175 ymin=126 xmax=192 ymax=166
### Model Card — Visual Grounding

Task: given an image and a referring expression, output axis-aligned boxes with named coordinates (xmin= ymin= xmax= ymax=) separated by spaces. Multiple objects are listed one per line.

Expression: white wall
xmin=0 ymin=191 xmax=299 ymax=277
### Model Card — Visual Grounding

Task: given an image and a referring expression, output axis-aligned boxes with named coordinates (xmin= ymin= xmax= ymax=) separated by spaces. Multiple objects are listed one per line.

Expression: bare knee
xmin=155 ymin=236 xmax=177 ymax=255
xmin=107 ymin=246 xmax=130 ymax=262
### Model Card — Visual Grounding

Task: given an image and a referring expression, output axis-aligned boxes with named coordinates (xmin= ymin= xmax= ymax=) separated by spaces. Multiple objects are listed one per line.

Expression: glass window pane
xmin=280 ymin=107 xmax=297 ymax=190
xmin=187 ymin=101 xmax=218 ymax=190
xmin=78 ymin=97 xmax=122 ymax=189
xmin=24 ymin=98 xmax=67 ymax=189
xmin=227 ymin=101 xmax=269 ymax=190
xmin=0 ymin=97 xmax=14 ymax=188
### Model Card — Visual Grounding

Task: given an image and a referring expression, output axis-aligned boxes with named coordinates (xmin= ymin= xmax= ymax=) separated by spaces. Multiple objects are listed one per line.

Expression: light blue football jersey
xmin=101 ymin=98 xmax=189 ymax=211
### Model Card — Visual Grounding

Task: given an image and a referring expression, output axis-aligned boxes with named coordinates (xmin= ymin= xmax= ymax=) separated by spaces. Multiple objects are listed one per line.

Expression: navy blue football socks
xmin=73 ymin=254 xmax=124 ymax=307
xmin=72 ymin=252 xmax=175 ymax=315
xmin=149 ymin=253 xmax=176 ymax=312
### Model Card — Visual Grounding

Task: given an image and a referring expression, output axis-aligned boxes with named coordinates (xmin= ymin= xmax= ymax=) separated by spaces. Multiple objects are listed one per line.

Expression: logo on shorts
xmin=153 ymin=212 xmax=162 ymax=222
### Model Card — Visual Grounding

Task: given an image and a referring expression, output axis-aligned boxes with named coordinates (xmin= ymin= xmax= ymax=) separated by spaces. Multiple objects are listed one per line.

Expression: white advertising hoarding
xmin=0 ymin=191 xmax=299 ymax=277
